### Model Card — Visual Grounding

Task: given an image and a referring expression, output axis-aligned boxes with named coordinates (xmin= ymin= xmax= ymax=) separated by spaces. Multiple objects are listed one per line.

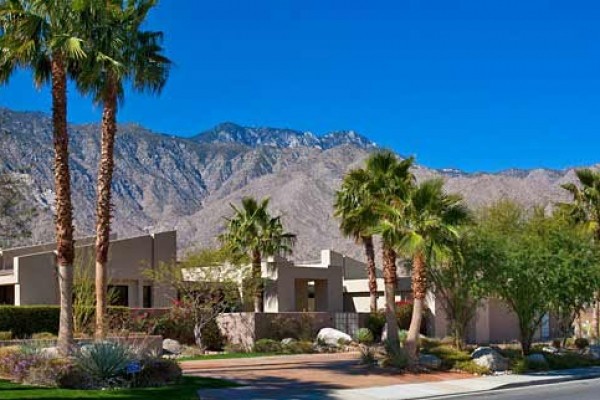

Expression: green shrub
xmin=23 ymin=358 xmax=71 ymax=387
xmin=512 ymin=359 xmax=529 ymax=374
xmin=0 ymin=306 xmax=59 ymax=338
xmin=546 ymin=352 xmax=599 ymax=370
xmin=424 ymin=345 xmax=472 ymax=370
xmin=366 ymin=313 xmax=386 ymax=339
xmin=455 ymin=360 xmax=490 ymax=375
xmin=224 ymin=343 xmax=248 ymax=353
xmin=74 ymin=342 xmax=133 ymax=385
xmin=253 ymin=339 xmax=282 ymax=353
xmin=200 ymin=320 xmax=225 ymax=351
xmin=265 ymin=314 xmax=316 ymax=341
xmin=380 ymin=347 xmax=408 ymax=369
xmin=354 ymin=328 xmax=374 ymax=345
xmin=396 ymin=303 xmax=413 ymax=329
xmin=31 ymin=332 xmax=57 ymax=340
xmin=358 ymin=345 xmax=376 ymax=365
xmin=575 ymin=338 xmax=590 ymax=350
xmin=0 ymin=330 xmax=12 ymax=340
xmin=282 ymin=340 xmax=314 ymax=354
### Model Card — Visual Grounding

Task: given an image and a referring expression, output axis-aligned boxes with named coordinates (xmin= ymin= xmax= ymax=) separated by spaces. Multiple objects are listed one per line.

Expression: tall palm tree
xmin=0 ymin=0 xmax=87 ymax=355
xmin=219 ymin=197 xmax=296 ymax=312
xmin=376 ymin=178 xmax=469 ymax=364
xmin=560 ymin=168 xmax=600 ymax=340
xmin=363 ymin=151 xmax=415 ymax=352
xmin=334 ymin=168 xmax=379 ymax=312
xmin=74 ymin=0 xmax=170 ymax=339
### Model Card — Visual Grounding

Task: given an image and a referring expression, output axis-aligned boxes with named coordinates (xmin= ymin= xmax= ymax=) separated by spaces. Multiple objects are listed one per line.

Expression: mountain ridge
xmin=0 ymin=107 xmax=592 ymax=260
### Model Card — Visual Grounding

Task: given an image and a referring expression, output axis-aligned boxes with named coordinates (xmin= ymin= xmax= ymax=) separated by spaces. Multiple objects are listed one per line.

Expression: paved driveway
xmin=182 ymin=352 xmax=470 ymax=397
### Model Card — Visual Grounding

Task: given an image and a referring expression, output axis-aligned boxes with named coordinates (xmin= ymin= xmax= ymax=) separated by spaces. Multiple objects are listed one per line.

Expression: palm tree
xmin=363 ymin=151 xmax=415 ymax=352
xmin=0 ymin=0 xmax=87 ymax=355
xmin=560 ymin=168 xmax=600 ymax=340
xmin=376 ymin=178 xmax=469 ymax=364
xmin=334 ymin=168 xmax=379 ymax=312
xmin=219 ymin=197 xmax=296 ymax=312
xmin=74 ymin=0 xmax=170 ymax=339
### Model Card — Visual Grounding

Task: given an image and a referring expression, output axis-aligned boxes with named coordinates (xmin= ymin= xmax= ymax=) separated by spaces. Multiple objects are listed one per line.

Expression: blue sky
xmin=1 ymin=0 xmax=600 ymax=172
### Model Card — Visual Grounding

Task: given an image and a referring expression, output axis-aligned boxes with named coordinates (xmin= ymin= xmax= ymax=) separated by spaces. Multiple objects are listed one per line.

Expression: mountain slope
xmin=0 ymin=107 xmax=587 ymax=260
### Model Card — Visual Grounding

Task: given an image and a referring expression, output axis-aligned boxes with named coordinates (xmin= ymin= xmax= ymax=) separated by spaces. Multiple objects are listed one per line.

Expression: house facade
xmin=0 ymin=231 xmax=177 ymax=308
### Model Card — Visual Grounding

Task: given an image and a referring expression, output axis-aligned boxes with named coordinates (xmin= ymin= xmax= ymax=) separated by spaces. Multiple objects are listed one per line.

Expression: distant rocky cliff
xmin=0 ymin=107 xmax=590 ymax=261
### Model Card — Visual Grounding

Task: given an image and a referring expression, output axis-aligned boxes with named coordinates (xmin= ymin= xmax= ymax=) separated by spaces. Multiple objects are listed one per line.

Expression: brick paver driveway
xmin=181 ymin=352 xmax=470 ymax=391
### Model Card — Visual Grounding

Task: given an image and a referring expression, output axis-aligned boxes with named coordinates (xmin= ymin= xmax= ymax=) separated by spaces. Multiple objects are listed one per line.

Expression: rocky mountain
xmin=0 ymin=107 xmax=590 ymax=261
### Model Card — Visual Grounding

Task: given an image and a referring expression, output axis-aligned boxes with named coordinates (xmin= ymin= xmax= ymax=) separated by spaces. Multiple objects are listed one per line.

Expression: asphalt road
xmin=436 ymin=378 xmax=600 ymax=400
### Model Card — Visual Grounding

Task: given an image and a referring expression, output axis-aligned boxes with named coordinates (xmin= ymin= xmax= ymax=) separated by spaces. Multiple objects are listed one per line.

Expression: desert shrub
xmin=282 ymin=340 xmax=314 ymax=354
xmin=455 ymin=360 xmax=491 ymax=375
xmin=420 ymin=336 xmax=441 ymax=351
xmin=354 ymin=328 xmax=374 ymax=345
xmin=224 ymin=343 xmax=248 ymax=353
xmin=574 ymin=338 xmax=590 ymax=350
xmin=526 ymin=357 xmax=549 ymax=371
xmin=396 ymin=302 xmax=413 ymax=329
xmin=23 ymin=358 xmax=71 ymax=387
xmin=380 ymin=346 xmax=408 ymax=369
xmin=358 ymin=345 xmax=376 ymax=365
xmin=31 ymin=332 xmax=57 ymax=340
xmin=135 ymin=359 xmax=181 ymax=387
xmin=512 ymin=358 xmax=529 ymax=374
xmin=57 ymin=365 xmax=94 ymax=389
xmin=366 ymin=313 xmax=386 ymax=339
xmin=0 ymin=330 xmax=12 ymax=340
xmin=253 ymin=339 xmax=282 ymax=353
xmin=398 ymin=329 xmax=408 ymax=344
xmin=200 ymin=319 xmax=225 ymax=351
xmin=424 ymin=345 xmax=472 ymax=371
xmin=74 ymin=342 xmax=133 ymax=385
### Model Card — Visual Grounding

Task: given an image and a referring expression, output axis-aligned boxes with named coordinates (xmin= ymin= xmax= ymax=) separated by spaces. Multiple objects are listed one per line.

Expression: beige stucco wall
xmin=0 ymin=231 xmax=176 ymax=307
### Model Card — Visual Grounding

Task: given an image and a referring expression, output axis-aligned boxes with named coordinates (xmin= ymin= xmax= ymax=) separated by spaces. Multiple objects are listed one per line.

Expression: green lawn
xmin=178 ymin=352 xmax=279 ymax=361
xmin=0 ymin=376 xmax=237 ymax=400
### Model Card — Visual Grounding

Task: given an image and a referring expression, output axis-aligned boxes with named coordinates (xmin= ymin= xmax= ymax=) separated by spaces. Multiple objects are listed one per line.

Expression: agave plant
xmin=75 ymin=341 xmax=133 ymax=384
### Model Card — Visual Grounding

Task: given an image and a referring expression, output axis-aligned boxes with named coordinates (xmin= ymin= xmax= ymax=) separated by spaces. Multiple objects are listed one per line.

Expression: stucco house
xmin=0 ymin=231 xmax=177 ymax=307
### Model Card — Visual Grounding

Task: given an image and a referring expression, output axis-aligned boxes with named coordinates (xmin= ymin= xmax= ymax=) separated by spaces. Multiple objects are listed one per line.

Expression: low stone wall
xmin=217 ymin=312 xmax=369 ymax=349
xmin=0 ymin=335 xmax=163 ymax=354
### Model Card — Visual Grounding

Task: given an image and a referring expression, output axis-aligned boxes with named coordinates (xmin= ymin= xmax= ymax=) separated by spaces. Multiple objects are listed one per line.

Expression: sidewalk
xmin=196 ymin=366 xmax=600 ymax=400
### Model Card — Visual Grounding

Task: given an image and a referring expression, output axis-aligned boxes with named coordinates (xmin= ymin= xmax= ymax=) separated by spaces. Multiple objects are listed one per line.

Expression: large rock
xmin=40 ymin=347 xmax=60 ymax=358
xmin=316 ymin=328 xmax=352 ymax=347
xmin=162 ymin=339 xmax=182 ymax=355
xmin=419 ymin=354 xmax=442 ymax=369
xmin=471 ymin=347 xmax=509 ymax=372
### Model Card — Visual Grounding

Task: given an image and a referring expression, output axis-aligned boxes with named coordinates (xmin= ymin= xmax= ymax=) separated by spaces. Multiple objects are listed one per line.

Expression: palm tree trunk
xmin=383 ymin=243 xmax=400 ymax=352
xmin=252 ymin=249 xmax=263 ymax=312
xmin=406 ymin=251 xmax=426 ymax=364
xmin=52 ymin=54 xmax=75 ymax=355
xmin=95 ymin=76 xmax=118 ymax=339
xmin=363 ymin=235 xmax=378 ymax=313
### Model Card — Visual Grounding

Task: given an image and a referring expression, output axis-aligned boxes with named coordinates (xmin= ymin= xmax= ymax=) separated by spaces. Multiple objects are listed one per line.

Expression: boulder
xmin=526 ymin=353 xmax=547 ymax=365
xmin=542 ymin=346 xmax=560 ymax=354
xmin=40 ymin=347 xmax=60 ymax=358
xmin=316 ymin=328 xmax=352 ymax=347
xmin=162 ymin=338 xmax=182 ymax=355
xmin=471 ymin=347 xmax=509 ymax=371
xmin=419 ymin=354 xmax=442 ymax=369
xmin=281 ymin=338 xmax=296 ymax=346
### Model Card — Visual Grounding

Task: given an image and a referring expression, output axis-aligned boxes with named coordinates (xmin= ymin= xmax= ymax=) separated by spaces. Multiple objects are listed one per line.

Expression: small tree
xmin=429 ymin=233 xmax=487 ymax=350
xmin=144 ymin=248 xmax=244 ymax=351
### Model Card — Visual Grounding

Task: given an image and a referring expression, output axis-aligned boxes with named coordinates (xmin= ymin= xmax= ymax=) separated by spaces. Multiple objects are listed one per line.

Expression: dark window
xmin=143 ymin=286 xmax=152 ymax=308
xmin=0 ymin=285 xmax=14 ymax=305
xmin=108 ymin=285 xmax=129 ymax=307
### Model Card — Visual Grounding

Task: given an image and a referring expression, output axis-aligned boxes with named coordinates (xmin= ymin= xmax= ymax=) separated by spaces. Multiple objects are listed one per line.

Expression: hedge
xmin=0 ymin=306 xmax=130 ymax=338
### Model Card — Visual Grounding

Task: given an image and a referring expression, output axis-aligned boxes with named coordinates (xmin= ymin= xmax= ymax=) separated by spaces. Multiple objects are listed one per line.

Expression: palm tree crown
xmin=560 ymin=168 xmax=600 ymax=240
xmin=219 ymin=197 xmax=295 ymax=312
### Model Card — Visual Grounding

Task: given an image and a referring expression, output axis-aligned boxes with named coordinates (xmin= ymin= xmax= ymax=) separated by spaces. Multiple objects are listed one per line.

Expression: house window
xmin=108 ymin=285 xmax=129 ymax=307
xmin=0 ymin=285 xmax=14 ymax=305
xmin=143 ymin=286 xmax=152 ymax=308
